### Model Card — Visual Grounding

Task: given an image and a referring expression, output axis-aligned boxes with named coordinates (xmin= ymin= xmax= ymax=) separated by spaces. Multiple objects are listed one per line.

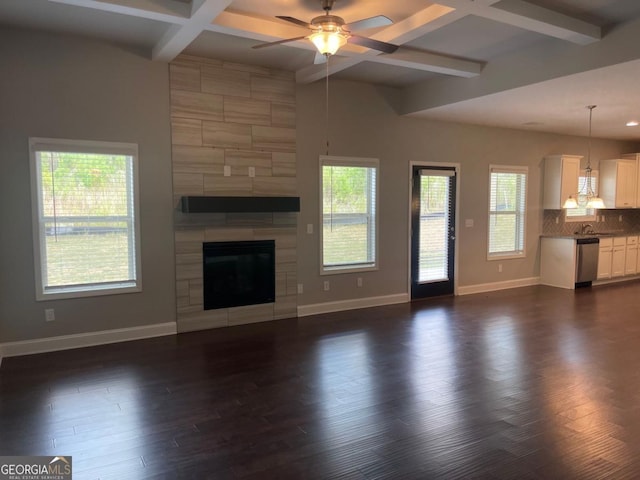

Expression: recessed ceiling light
xmin=626 ymin=121 xmax=639 ymax=127
xmin=522 ymin=121 xmax=544 ymax=126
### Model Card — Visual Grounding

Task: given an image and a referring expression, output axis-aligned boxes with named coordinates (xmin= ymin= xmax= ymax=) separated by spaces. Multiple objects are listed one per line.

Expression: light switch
xmin=224 ymin=165 xmax=231 ymax=177
xmin=307 ymin=224 xmax=313 ymax=234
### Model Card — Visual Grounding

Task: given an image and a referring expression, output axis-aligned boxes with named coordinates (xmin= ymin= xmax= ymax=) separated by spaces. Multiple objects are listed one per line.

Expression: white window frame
xmin=320 ymin=155 xmax=379 ymax=275
xmin=487 ymin=165 xmax=528 ymax=260
xmin=565 ymin=169 xmax=599 ymax=222
xmin=29 ymin=137 xmax=142 ymax=300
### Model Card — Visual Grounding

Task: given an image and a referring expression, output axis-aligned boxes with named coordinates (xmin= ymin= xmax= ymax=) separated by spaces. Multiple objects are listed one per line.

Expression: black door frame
xmin=409 ymin=163 xmax=459 ymax=299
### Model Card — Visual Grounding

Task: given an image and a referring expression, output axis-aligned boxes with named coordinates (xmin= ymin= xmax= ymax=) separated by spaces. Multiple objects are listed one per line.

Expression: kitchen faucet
xmin=580 ymin=223 xmax=594 ymax=234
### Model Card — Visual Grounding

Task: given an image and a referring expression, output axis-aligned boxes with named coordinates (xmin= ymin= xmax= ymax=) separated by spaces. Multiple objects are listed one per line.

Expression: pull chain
xmin=325 ymin=53 xmax=330 ymax=156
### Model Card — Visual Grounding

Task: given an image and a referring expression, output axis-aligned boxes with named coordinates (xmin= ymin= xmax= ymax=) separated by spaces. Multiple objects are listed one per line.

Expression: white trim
xmin=408 ymin=161 xmax=461 ymax=297
xmin=29 ymin=137 xmax=142 ymax=301
xmin=319 ymin=155 xmax=380 ymax=275
xmin=457 ymin=277 xmax=540 ymax=296
xmin=0 ymin=322 xmax=177 ymax=360
xmin=297 ymin=293 xmax=409 ymax=317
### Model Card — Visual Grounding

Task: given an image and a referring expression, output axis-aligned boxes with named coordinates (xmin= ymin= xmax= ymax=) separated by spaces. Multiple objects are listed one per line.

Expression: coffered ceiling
xmin=2 ymin=0 xmax=640 ymax=140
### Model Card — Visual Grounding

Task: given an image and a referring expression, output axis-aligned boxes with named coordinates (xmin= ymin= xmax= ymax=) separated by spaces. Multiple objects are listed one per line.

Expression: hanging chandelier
xmin=563 ymin=105 xmax=605 ymax=209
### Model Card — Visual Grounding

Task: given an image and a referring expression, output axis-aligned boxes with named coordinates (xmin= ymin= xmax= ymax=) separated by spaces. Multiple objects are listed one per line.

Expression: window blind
xmin=321 ymin=156 xmax=378 ymax=272
xmin=488 ymin=166 xmax=527 ymax=257
xmin=30 ymin=138 xmax=141 ymax=299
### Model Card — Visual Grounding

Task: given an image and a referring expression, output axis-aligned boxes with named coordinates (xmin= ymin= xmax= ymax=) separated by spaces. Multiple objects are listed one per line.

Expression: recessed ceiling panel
xmin=0 ymin=0 xmax=168 ymax=48
xmin=528 ymin=0 xmax=640 ymax=25
xmin=185 ymin=30 xmax=313 ymax=71
xmin=407 ymin=15 xmax=549 ymax=60
xmin=228 ymin=0 xmax=430 ymax=26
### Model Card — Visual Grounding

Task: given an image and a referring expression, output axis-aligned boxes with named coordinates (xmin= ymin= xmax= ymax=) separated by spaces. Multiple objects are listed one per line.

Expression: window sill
xmin=321 ymin=264 xmax=378 ymax=276
xmin=37 ymin=282 xmax=141 ymax=301
xmin=487 ymin=253 xmax=525 ymax=261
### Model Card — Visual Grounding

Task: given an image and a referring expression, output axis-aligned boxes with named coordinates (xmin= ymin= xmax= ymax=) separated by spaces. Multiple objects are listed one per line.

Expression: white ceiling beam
xmin=490 ymin=0 xmax=601 ymax=44
xmin=434 ymin=0 xmax=601 ymax=45
xmin=48 ymin=0 xmax=189 ymax=24
xmin=152 ymin=0 xmax=234 ymax=62
xmin=371 ymin=49 xmax=483 ymax=78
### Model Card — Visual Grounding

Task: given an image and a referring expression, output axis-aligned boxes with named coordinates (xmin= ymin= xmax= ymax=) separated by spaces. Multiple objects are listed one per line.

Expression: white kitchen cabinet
xmin=622 ymin=153 xmax=640 ymax=207
xmin=627 ymin=236 xmax=639 ymax=275
xmin=540 ymin=237 xmax=577 ymax=289
xmin=597 ymin=237 xmax=613 ymax=280
xmin=599 ymin=159 xmax=637 ymax=208
xmin=612 ymin=237 xmax=627 ymax=277
xmin=543 ymin=155 xmax=581 ymax=209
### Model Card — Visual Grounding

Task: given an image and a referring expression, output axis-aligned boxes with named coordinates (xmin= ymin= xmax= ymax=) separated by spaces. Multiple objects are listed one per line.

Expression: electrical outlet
xmin=619 ymin=215 xmax=623 ymax=222
xmin=45 ymin=308 xmax=55 ymax=322
xmin=465 ymin=219 xmax=474 ymax=227
xmin=297 ymin=283 xmax=303 ymax=294
xmin=357 ymin=277 xmax=363 ymax=287
xmin=323 ymin=280 xmax=330 ymax=291
xmin=223 ymin=165 xmax=231 ymax=177
xmin=248 ymin=166 xmax=255 ymax=178
xmin=555 ymin=217 xmax=559 ymax=224
xmin=306 ymin=224 xmax=313 ymax=234
xmin=498 ymin=264 xmax=503 ymax=273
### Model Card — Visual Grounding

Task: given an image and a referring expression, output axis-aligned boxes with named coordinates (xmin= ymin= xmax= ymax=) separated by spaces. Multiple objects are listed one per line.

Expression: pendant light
xmin=563 ymin=105 xmax=605 ymax=209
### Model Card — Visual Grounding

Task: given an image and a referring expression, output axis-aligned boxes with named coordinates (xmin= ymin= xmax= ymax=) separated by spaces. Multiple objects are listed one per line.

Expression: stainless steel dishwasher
xmin=575 ymin=237 xmax=600 ymax=287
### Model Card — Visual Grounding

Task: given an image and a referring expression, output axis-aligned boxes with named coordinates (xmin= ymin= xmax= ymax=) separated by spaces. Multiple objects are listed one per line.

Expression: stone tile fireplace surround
xmin=170 ymin=55 xmax=298 ymax=333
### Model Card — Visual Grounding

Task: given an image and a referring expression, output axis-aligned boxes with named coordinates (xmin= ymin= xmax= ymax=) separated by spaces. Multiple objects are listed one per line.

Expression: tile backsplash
xmin=543 ymin=209 xmax=640 ymax=235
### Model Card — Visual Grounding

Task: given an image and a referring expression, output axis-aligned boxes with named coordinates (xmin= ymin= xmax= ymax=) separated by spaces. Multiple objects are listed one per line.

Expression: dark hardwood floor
xmin=3 ymin=283 xmax=640 ymax=479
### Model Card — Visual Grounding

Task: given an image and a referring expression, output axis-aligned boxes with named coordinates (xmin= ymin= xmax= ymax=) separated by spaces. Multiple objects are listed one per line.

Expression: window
xmin=565 ymin=169 xmax=598 ymax=222
xmin=488 ymin=165 xmax=527 ymax=259
xmin=321 ymin=155 xmax=378 ymax=273
xmin=30 ymin=138 xmax=141 ymax=300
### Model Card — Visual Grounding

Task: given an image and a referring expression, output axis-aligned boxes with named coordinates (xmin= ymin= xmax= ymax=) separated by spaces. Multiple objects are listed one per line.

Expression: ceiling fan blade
xmin=276 ymin=16 xmax=313 ymax=29
xmin=252 ymin=36 xmax=308 ymax=50
xmin=346 ymin=15 xmax=393 ymax=31
xmin=348 ymin=34 xmax=398 ymax=54
xmin=314 ymin=52 xmax=327 ymax=64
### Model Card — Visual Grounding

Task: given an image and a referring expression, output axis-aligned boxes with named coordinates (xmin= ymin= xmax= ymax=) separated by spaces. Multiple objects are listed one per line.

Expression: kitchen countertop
xmin=541 ymin=232 xmax=628 ymax=239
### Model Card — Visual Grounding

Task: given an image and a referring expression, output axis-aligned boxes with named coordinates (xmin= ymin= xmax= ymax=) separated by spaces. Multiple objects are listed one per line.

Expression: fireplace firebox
xmin=203 ymin=240 xmax=275 ymax=310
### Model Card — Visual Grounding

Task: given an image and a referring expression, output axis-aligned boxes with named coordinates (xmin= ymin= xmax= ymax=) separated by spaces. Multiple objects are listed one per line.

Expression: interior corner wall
xmin=0 ymin=27 xmax=176 ymax=344
xmin=295 ymin=79 xmax=636 ymax=305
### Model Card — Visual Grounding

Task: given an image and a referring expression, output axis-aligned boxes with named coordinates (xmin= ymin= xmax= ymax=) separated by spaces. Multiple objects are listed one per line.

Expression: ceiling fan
xmin=252 ymin=0 xmax=399 ymax=59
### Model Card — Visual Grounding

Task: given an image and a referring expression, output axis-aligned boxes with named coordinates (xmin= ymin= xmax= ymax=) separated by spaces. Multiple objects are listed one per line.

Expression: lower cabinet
xmin=626 ymin=236 xmax=638 ymax=275
xmin=612 ymin=237 xmax=627 ymax=277
xmin=598 ymin=236 xmax=636 ymax=280
xmin=597 ymin=237 xmax=613 ymax=279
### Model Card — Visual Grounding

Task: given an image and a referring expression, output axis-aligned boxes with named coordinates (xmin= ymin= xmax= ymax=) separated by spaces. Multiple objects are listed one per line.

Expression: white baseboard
xmin=457 ymin=277 xmax=540 ymax=296
xmin=0 ymin=322 xmax=177 ymax=362
xmin=297 ymin=293 xmax=409 ymax=317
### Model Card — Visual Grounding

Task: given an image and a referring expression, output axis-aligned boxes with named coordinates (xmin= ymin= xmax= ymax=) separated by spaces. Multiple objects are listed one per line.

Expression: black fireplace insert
xmin=203 ymin=240 xmax=275 ymax=310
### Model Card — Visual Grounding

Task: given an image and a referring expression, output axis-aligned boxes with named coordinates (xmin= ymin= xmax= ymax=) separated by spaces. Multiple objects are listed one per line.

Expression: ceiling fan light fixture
xmin=309 ymin=30 xmax=348 ymax=55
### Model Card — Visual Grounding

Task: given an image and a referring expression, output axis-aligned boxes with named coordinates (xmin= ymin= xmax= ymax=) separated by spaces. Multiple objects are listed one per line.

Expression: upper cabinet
xmin=543 ymin=155 xmax=580 ymax=209
xmin=622 ymin=153 xmax=640 ymax=207
xmin=599 ymin=159 xmax=637 ymax=208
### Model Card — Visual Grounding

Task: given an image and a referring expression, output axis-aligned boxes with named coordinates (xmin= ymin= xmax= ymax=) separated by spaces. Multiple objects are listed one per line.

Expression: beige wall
xmin=1 ymin=26 xmax=638 ymax=346
xmin=296 ymin=79 xmax=637 ymax=304
xmin=0 ymin=28 xmax=175 ymax=343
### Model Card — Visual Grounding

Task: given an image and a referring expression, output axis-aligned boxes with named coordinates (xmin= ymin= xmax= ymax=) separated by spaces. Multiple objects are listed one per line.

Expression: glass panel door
xmin=411 ymin=166 xmax=456 ymax=299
